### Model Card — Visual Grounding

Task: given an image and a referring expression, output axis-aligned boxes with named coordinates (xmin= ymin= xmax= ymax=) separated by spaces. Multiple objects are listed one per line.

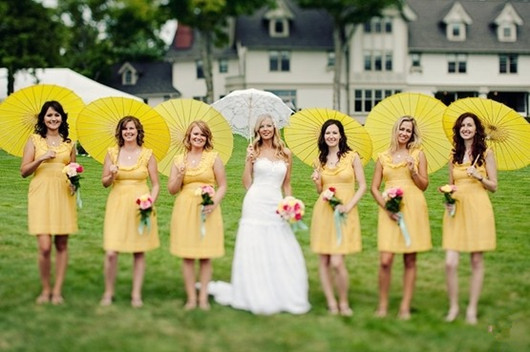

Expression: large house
xmin=165 ymin=0 xmax=530 ymax=123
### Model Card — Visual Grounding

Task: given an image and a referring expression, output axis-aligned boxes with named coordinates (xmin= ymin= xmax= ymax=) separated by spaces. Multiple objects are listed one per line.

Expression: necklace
xmin=46 ymin=136 xmax=60 ymax=146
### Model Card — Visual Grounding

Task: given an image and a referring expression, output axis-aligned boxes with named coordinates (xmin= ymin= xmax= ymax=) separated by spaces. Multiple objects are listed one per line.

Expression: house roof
xmin=107 ymin=61 xmax=181 ymax=96
xmin=236 ymin=0 xmax=333 ymax=50
xmin=407 ymin=0 xmax=530 ymax=54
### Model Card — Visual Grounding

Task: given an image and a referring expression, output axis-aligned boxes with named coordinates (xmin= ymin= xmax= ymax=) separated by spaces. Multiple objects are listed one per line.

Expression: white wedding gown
xmin=209 ymin=158 xmax=311 ymax=315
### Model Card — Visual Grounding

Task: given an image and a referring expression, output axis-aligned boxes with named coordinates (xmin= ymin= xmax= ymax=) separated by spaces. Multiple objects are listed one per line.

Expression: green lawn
xmin=0 ymin=135 xmax=529 ymax=352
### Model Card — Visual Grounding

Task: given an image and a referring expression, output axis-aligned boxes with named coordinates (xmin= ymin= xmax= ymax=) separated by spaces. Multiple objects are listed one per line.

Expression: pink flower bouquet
xmin=62 ymin=162 xmax=84 ymax=207
xmin=382 ymin=187 xmax=410 ymax=247
xmin=195 ymin=185 xmax=216 ymax=238
xmin=276 ymin=196 xmax=308 ymax=232
xmin=322 ymin=186 xmax=346 ymax=245
xmin=136 ymin=193 xmax=153 ymax=235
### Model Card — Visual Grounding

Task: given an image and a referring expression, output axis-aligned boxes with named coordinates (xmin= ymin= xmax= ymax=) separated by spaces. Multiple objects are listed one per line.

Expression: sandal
xmin=184 ymin=301 xmax=197 ymax=311
xmin=339 ymin=303 xmax=353 ymax=317
xmin=327 ymin=304 xmax=339 ymax=315
xmin=131 ymin=298 xmax=143 ymax=308
xmin=36 ymin=293 xmax=51 ymax=305
xmin=100 ymin=295 xmax=114 ymax=307
xmin=199 ymin=301 xmax=211 ymax=311
xmin=51 ymin=295 xmax=64 ymax=305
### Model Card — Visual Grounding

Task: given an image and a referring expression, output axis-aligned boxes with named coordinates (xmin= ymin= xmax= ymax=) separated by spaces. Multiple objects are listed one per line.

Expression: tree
xmin=0 ymin=0 xmax=66 ymax=94
xmin=165 ymin=0 xmax=272 ymax=103
xmin=58 ymin=0 xmax=169 ymax=81
xmin=296 ymin=0 xmax=402 ymax=110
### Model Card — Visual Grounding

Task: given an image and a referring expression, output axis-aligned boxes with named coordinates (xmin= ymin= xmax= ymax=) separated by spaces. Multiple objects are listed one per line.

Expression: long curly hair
xmin=34 ymin=101 xmax=71 ymax=142
xmin=451 ymin=112 xmax=487 ymax=166
xmin=115 ymin=116 xmax=145 ymax=147
xmin=183 ymin=120 xmax=214 ymax=151
xmin=317 ymin=119 xmax=352 ymax=166
xmin=252 ymin=114 xmax=288 ymax=161
xmin=389 ymin=116 xmax=422 ymax=152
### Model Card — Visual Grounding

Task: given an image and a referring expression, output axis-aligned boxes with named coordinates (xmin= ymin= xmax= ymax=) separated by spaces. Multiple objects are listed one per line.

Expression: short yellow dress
xmin=377 ymin=149 xmax=432 ymax=253
xmin=442 ymin=155 xmax=496 ymax=252
xmin=310 ymin=151 xmax=362 ymax=254
xmin=103 ymin=146 xmax=159 ymax=252
xmin=28 ymin=134 xmax=78 ymax=235
xmin=169 ymin=151 xmax=224 ymax=258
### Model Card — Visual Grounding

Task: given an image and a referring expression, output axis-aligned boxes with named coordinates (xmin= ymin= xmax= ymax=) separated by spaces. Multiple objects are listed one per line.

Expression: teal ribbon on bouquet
xmin=333 ymin=208 xmax=346 ymax=246
xmin=138 ymin=216 xmax=151 ymax=235
xmin=75 ymin=189 xmax=83 ymax=208
xmin=199 ymin=206 xmax=206 ymax=239
xmin=290 ymin=221 xmax=308 ymax=232
xmin=397 ymin=212 xmax=411 ymax=247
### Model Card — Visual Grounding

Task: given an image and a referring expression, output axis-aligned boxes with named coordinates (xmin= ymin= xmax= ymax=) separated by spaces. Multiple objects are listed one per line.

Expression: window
xmin=219 ymin=59 xmax=228 ymax=73
xmin=364 ymin=18 xmax=392 ymax=34
xmin=384 ymin=18 xmax=392 ymax=33
xmin=196 ymin=60 xmax=204 ymax=79
xmin=124 ymin=70 xmax=133 ymax=85
xmin=435 ymin=91 xmax=477 ymax=106
xmin=354 ymin=89 xmax=401 ymax=113
xmin=327 ymin=51 xmax=335 ymax=68
xmin=269 ymin=19 xmax=289 ymax=37
xmin=364 ymin=51 xmax=393 ymax=72
xmin=488 ymin=91 xmax=527 ymax=114
xmin=498 ymin=24 xmax=516 ymax=42
xmin=447 ymin=23 xmax=466 ymax=41
xmin=269 ymin=51 xmax=290 ymax=72
xmin=447 ymin=54 xmax=467 ymax=73
xmin=268 ymin=89 xmax=296 ymax=110
xmin=275 ymin=20 xmax=284 ymax=33
xmin=499 ymin=54 xmax=518 ymax=74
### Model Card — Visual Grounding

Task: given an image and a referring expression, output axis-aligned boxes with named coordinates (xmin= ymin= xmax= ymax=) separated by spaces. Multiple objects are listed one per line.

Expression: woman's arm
xmin=101 ymin=152 xmax=118 ymax=188
xmin=70 ymin=143 xmax=77 ymax=163
xmin=242 ymin=144 xmax=254 ymax=190
xmin=20 ymin=139 xmax=55 ymax=178
xmin=339 ymin=154 xmax=366 ymax=213
xmin=281 ymin=149 xmax=293 ymax=197
xmin=408 ymin=151 xmax=429 ymax=191
xmin=480 ymin=150 xmax=498 ymax=192
xmin=168 ymin=159 xmax=185 ymax=195
xmin=212 ymin=156 xmax=227 ymax=206
xmin=147 ymin=154 xmax=160 ymax=203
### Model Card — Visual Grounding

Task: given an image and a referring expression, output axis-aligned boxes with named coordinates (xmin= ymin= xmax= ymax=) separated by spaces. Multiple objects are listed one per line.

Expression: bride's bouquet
xmin=382 ymin=187 xmax=410 ymax=247
xmin=276 ymin=196 xmax=308 ymax=232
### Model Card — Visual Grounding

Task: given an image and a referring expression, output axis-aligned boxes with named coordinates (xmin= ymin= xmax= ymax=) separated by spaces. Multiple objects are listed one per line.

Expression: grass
xmin=0 ymin=135 xmax=529 ymax=352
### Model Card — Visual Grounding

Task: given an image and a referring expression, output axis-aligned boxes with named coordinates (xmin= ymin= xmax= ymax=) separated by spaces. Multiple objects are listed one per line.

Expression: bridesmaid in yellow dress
xmin=310 ymin=119 xmax=366 ymax=316
xmin=21 ymin=101 xmax=78 ymax=305
xmin=443 ymin=112 xmax=497 ymax=325
xmin=371 ymin=116 xmax=432 ymax=320
xmin=100 ymin=116 xmax=160 ymax=308
xmin=168 ymin=120 xmax=227 ymax=310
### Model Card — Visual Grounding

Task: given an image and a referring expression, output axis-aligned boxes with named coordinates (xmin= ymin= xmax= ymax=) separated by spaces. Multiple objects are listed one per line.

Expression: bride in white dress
xmin=209 ymin=114 xmax=310 ymax=315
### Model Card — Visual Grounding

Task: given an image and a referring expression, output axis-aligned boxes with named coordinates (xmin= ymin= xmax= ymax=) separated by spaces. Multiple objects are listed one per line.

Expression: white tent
xmin=0 ymin=68 xmax=141 ymax=103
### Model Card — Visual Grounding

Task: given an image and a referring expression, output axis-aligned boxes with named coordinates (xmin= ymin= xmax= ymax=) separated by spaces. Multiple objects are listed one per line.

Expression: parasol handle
xmin=471 ymin=154 xmax=480 ymax=167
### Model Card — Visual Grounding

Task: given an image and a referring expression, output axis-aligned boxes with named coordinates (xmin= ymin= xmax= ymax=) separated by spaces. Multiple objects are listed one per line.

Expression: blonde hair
xmin=389 ymin=116 xmax=422 ymax=152
xmin=252 ymin=114 xmax=288 ymax=161
xmin=183 ymin=120 xmax=213 ymax=151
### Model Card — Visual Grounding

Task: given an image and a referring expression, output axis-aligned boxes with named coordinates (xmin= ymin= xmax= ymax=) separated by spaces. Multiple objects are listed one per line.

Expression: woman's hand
xmin=40 ymin=150 xmax=56 ymax=161
xmin=466 ymin=165 xmax=481 ymax=180
xmin=176 ymin=162 xmax=186 ymax=177
xmin=444 ymin=203 xmax=455 ymax=214
xmin=336 ymin=204 xmax=349 ymax=214
xmin=311 ymin=169 xmax=321 ymax=184
xmin=386 ymin=210 xmax=399 ymax=222
xmin=202 ymin=203 xmax=216 ymax=215
xmin=246 ymin=144 xmax=255 ymax=163
xmin=406 ymin=156 xmax=417 ymax=175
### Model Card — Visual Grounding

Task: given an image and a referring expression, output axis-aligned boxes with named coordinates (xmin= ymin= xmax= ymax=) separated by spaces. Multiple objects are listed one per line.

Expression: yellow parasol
xmin=154 ymin=99 xmax=234 ymax=176
xmin=443 ymin=97 xmax=530 ymax=170
xmin=76 ymin=97 xmax=170 ymax=164
xmin=0 ymin=84 xmax=84 ymax=157
xmin=283 ymin=108 xmax=372 ymax=167
xmin=364 ymin=92 xmax=450 ymax=174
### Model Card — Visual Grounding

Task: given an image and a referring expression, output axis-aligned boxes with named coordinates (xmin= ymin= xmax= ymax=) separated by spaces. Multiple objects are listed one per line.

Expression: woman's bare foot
xmin=184 ymin=301 xmax=197 ymax=311
xmin=51 ymin=295 xmax=64 ymax=305
xmin=445 ymin=306 xmax=459 ymax=322
xmin=339 ymin=302 xmax=353 ymax=317
xmin=36 ymin=293 xmax=51 ymax=305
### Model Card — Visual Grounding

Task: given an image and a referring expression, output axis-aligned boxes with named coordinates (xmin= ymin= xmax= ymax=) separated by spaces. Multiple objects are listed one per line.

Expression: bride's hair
xmin=252 ymin=114 xmax=288 ymax=161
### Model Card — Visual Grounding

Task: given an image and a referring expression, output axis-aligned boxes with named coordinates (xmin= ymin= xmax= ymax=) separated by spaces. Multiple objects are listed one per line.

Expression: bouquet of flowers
xmin=439 ymin=184 xmax=457 ymax=217
xmin=382 ymin=187 xmax=410 ymax=247
xmin=136 ymin=193 xmax=153 ymax=235
xmin=322 ymin=186 xmax=346 ymax=245
xmin=62 ymin=162 xmax=84 ymax=208
xmin=276 ymin=196 xmax=308 ymax=232
xmin=195 ymin=185 xmax=216 ymax=239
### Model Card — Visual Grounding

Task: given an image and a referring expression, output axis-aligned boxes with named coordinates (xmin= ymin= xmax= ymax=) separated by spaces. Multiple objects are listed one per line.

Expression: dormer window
xmin=443 ymin=2 xmax=472 ymax=41
xmin=118 ymin=63 xmax=138 ymax=86
xmin=494 ymin=3 xmax=523 ymax=42
xmin=270 ymin=18 xmax=289 ymax=37
xmin=265 ymin=0 xmax=293 ymax=38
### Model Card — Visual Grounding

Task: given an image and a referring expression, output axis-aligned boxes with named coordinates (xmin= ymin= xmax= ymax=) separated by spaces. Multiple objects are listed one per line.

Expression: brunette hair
xmin=34 ymin=101 xmax=71 ymax=142
xmin=252 ymin=114 xmax=288 ymax=161
xmin=115 ymin=116 xmax=145 ymax=147
xmin=451 ymin=112 xmax=487 ymax=166
xmin=183 ymin=120 xmax=213 ymax=151
xmin=317 ymin=119 xmax=352 ymax=166
xmin=389 ymin=116 xmax=422 ymax=152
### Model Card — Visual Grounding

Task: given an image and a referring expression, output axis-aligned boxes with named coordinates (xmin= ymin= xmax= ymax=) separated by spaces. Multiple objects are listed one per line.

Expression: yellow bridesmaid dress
xmin=376 ymin=149 xmax=432 ymax=253
xmin=103 ymin=146 xmax=159 ymax=252
xmin=442 ymin=154 xmax=496 ymax=252
xmin=310 ymin=151 xmax=362 ymax=254
xmin=28 ymin=134 xmax=78 ymax=235
xmin=169 ymin=151 xmax=224 ymax=258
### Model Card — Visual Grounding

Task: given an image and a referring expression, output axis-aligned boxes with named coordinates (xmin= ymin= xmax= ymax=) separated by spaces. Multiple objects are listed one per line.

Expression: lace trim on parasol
xmin=174 ymin=150 xmax=218 ymax=177
xmin=31 ymin=134 xmax=72 ymax=154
